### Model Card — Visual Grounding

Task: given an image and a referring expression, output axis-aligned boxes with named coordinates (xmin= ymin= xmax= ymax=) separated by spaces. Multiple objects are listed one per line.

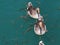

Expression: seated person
xmin=27 ymin=2 xmax=43 ymax=19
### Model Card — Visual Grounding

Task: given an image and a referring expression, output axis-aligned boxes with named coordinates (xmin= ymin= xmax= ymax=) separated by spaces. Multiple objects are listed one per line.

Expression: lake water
xmin=0 ymin=0 xmax=60 ymax=45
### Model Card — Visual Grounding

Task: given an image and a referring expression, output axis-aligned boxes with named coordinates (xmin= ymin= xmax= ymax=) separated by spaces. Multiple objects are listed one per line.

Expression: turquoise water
xmin=0 ymin=0 xmax=60 ymax=45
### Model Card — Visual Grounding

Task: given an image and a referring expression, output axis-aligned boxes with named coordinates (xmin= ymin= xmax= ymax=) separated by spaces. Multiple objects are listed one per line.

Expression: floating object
xmin=27 ymin=2 xmax=39 ymax=19
xmin=27 ymin=2 xmax=47 ymax=45
xmin=34 ymin=24 xmax=47 ymax=35
xmin=27 ymin=2 xmax=43 ymax=19
xmin=39 ymin=40 xmax=45 ymax=45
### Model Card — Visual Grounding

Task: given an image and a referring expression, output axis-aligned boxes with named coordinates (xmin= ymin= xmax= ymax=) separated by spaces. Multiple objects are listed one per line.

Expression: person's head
xmin=40 ymin=41 xmax=43 ymax=43
xmin=39 ymin=40 xmax=44 ymax=45
xmin=28 ymin=2 xmax=33 ymax=7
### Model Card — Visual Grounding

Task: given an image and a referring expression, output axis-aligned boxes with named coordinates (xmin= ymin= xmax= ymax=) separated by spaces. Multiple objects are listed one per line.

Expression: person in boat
xmin=39 ymin=40 xmax=45 ymax=45
xmin=27 ymin=2 xmax=47 ymax=32
xmin=27 ymin=2 xmax=43 ymax=19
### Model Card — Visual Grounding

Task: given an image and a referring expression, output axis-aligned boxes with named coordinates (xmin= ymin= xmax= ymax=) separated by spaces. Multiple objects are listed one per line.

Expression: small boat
xmin=34 ymin=23 xmax=47 ymax=35
xmin=27 ymin=2 xmax=39 ymax=19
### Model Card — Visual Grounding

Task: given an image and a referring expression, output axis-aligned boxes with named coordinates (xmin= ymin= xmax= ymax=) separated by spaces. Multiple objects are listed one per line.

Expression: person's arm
xmin=27 ymin=11 xmax=31 ymax=15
